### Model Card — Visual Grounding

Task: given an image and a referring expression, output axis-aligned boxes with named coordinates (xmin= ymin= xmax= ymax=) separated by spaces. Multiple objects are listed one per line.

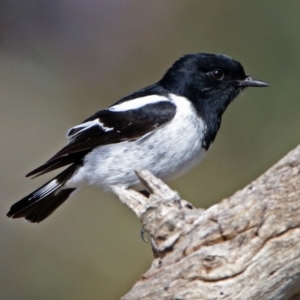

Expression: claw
xmin=140 ymin=227 xmax=149 ymax=243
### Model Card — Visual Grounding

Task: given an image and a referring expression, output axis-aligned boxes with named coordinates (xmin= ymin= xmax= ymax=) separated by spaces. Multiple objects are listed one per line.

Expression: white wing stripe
xmin=67 ymin=119 xmax=113 ymax=140
xmin=108 ymin=95 xmax=169 ymax=112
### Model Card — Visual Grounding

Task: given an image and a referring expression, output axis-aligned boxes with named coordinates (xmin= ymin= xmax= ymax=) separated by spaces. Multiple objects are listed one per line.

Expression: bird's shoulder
xmin=110 ymin=83 xmax=170 ymax=106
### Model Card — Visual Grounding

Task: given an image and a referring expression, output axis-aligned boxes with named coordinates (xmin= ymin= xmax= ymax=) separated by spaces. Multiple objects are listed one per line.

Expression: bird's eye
xmin=210 ymin=69 xmax=224 ymax=80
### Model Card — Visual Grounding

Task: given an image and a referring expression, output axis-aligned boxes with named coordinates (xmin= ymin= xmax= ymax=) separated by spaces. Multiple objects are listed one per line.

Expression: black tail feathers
xmin=7 ymin=165 xmax=78 ymax=223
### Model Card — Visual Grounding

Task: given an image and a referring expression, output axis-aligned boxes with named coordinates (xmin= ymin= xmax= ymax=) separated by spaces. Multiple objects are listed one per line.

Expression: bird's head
xmin=160 ymin=53 xmax=267 ymax=115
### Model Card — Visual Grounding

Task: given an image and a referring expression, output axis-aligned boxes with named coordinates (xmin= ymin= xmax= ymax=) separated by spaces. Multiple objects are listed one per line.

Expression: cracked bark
xmin=112 ymin=145 xmax=300 ymax=300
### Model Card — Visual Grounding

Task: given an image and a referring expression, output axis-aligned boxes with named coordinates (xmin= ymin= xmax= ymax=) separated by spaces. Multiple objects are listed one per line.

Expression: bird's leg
xmin=139 ymin=190 xmax=150 ymax=242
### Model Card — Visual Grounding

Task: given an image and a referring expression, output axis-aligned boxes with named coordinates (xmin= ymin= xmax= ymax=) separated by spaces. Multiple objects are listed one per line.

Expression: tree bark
xmin=112 ymin=145 xmax=300 ymax=300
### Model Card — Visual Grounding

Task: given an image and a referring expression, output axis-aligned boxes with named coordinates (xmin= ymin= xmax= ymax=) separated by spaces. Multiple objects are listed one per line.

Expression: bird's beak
xmin=238 ymin=76 xmax=268 ymax=87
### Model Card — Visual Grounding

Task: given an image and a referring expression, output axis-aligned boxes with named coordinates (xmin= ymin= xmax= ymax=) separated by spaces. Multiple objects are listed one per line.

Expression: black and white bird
xmin=7 ymin=53 xmax=267 ymax=223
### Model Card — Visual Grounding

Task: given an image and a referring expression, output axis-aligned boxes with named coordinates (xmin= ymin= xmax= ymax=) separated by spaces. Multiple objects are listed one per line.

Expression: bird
xmin=7 ymin=53 xmax=268 ymax=223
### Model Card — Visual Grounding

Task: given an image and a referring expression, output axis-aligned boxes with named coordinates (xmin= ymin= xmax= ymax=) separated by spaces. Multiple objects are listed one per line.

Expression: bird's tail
xmin=7 ymin=164 xmax=79 ymax=223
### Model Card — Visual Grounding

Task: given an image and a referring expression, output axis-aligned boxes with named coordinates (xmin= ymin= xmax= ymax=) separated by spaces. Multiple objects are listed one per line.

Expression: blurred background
xmin=0 ymin=1 xmax=299 ymax=299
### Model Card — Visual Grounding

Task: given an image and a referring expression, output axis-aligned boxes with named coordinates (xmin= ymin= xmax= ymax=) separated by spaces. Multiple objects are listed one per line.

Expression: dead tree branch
xmin=112 ymin=145 xmax=300 ymax=300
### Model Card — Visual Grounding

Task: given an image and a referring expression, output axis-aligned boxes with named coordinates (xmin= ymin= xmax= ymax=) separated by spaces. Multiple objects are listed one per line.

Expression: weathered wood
xmin=112 ymin=145 xmax=300 ymax=300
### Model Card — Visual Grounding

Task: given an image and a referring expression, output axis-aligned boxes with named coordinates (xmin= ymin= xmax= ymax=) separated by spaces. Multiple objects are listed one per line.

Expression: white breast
xmin=145 ymin=94 xmax=207 ymax=180
xmin=66 ymin=94 xmax=207 ymax=191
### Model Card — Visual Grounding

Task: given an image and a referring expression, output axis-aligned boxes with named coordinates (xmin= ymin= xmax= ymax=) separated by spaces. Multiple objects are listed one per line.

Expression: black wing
xmin=26 ymin=100 xmax=176 ymax=178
